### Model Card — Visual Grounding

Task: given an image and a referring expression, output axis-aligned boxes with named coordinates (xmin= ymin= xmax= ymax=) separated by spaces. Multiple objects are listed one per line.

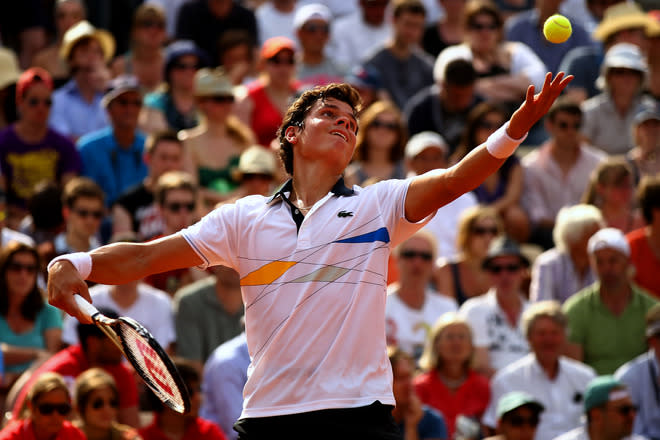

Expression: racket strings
xmin=117 ymin=323 xmax=186 ymax=412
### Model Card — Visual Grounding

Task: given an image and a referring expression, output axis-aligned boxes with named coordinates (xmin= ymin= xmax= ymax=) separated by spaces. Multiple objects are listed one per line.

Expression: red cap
xmin=16 ymin=67 xmax=53 ymax=102
xmin=260 ymin=36 xmax=296 ymax=60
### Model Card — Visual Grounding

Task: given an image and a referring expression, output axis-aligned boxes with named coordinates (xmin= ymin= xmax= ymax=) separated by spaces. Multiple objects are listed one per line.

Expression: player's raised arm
xmin=405 ymin=72 xmax=573 ymax=222
xmin=47 ymin=234 xmax=202 ymax=323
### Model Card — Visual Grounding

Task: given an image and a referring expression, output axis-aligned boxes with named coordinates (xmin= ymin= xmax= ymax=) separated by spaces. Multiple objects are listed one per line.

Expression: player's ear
xmin=284 ymin=125 xmax=299 ymax=144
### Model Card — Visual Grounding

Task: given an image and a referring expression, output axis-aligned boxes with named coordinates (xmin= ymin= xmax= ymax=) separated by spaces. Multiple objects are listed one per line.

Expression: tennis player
xmin=48 ymin=73 xmax=572 ymax=439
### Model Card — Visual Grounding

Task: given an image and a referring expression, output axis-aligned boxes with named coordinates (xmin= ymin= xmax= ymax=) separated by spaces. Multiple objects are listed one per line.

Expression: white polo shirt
xmin=181 ymin=177 xmax=431 ymax=419
xmin=483 ymin=353 xmax=596 ymax=440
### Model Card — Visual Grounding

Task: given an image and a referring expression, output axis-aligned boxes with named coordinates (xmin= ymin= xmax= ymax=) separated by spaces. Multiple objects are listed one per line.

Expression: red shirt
xmin=626 ymin=227 xmax=660 ymax=299
xmin=138 ymin=415 xmax=227 ymax=440
xmin=414 ymin=369 xmax=490 ymax=437
xmin=11 ymin=345 xmax=138 ymax=420
xmin=0 ymin=420 xmax=86 ymax=440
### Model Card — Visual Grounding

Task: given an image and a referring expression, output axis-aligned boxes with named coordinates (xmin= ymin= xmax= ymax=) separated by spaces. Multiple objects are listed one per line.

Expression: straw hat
xmin=194 ymin=68 xmax=233 ymax=97
xmin=0 ymin=48 xmax=20 ymax=90
xmin=593 ymin=2 xmax=655 ymax=42
xmin=60 ymin=20 xmax=115 ymax=62
xmin=231 ymin=146 xmax=277 ymax=181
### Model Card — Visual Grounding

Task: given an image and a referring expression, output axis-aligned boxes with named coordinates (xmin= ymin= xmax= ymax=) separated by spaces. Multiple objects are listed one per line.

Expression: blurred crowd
xmin=0 ymin=0 xmax=658 ymax=439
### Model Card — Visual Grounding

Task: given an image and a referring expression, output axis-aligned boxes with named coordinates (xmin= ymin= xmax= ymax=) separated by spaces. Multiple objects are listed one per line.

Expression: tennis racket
xmin=74 ymin=295 xmax=191 ymax=414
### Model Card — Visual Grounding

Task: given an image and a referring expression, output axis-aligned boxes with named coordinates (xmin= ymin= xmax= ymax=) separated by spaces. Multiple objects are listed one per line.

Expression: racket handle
xmin=74 ymin=295 xmax=99 ymax=319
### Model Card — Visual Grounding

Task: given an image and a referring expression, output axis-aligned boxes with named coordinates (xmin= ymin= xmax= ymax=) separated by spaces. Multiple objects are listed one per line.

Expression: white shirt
xmin=458 ymin=289 xmax=530 ymax=372
xmin=483 ymin=354 xmax=596 ymax=440
xmin=62 ymin=283 xmax=176 ymax=348
xmin=181 ymin=178 xmax=431 ymax=418
xmin=2 ymin=227 xmax=34 ymax=247
xmin=255 ymin=2 xmax=298 ymax=47
xmin=553 ymin=426 xmax=647 ymax=440
xmin=385 ymin=287 xmax=457 ymax=359
xmin=327 ymin=12 xmax=391 ymax=71
xmin=422 ymin=192 xmax=477 ymax=260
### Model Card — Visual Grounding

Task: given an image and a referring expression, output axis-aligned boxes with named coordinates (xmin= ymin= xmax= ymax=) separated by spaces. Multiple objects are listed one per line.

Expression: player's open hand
xmin=47 ymin=261 xmax=93 ymax=324
xmin=507 ymin=72 xmax=574 ymax=139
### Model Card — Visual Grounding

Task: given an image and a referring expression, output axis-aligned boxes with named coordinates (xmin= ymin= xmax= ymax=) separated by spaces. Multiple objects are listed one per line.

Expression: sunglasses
xmin=165 ymin=202 xmax=195 ymax=213
xmin=137 ymin=20 xmax=165 ymax=30
xmin=611 ymin=404 xmax=637 ymax=416
xmin=469 ymin=22 xmax=498 ymax=31
xmin=488 ymin=263 xmax=521 ymax=274
xmin=7 ymin=262 xmax=38 ymax=274
xmin=115 ymin=98 xmax=142 ymax=107
xmin=472 ymin=226 xmax=498 ymax=236
xmin=371 ymin=119 xmax=399 ymax=130
xmin=556 ymin=121 xmax=581 ymax=130
xmin=205 ymin=95 xmax=234 ymax=104
xmin=26 ymin=97 xmax=52 ymax=108
xmin=172 ymin=62 xmax=200 ymax=71
xmin=268 ymin=57 xmax=295 ymax=66
xmin=506 ymin=414 xmax=539 ymax=428
xmin=90 ymin=397 xmax=119 ymax=410
xmin=243 ymin=173 xmax=273 ymax=181
xmin=73 ymin=209 xmax=104 ymax=219
xmin=302 ymin=23 xmax=330 ymax=34
xmin=399 ymin=250 xmax=433 ymax=262
xmin=37 ymin=403 xmax=71 ymax=416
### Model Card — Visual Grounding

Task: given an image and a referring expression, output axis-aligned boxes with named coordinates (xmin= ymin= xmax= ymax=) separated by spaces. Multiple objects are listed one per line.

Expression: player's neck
xmin=290 ymin=170 xmax=341 ymax=208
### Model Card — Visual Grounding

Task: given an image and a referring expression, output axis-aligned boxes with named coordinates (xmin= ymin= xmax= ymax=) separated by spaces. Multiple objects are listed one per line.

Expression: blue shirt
xmin=615 ymin=350 xmax=660 ymax=440
xmin=50 ymin=79 xmax=109 ymax=139
xmin=505 ymin=9 xmax=594 ymax=73
xmin=397 ymin=405 xmax=448 ymax=440
xmin=77 ymin=127 xmax=148 ymax=206
xmin=200 ymin=332 xmax=250 ymax=440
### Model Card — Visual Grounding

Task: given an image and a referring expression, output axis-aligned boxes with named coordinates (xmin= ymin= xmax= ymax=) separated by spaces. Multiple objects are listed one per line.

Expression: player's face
xmin=292 ymin=97 xmax=358 ymax=175
xmin=82 ymin=386 xmax=119 ymax=430
xmin=527 ymin=317 xmax=565 ymax=364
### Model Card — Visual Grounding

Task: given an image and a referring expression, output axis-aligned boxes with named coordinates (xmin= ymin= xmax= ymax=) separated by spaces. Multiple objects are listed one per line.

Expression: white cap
xmin=294 ymin=4 xmax=332 ymax=29
xmin=587 ymin=227 xmax=630 ymax=257
xmin=405 ymin=131 xmax=448 ymax=159
xmin=596 ymin=42 xmax=647 ymax=89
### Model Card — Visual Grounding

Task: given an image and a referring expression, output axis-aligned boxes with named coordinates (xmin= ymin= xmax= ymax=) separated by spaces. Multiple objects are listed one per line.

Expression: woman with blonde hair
xmin=414 ymin=313 xmax=490 ymax=439
xmin=73 ymin=368 xmax=141 ymax=440
xmin=434 ymin=205 xmax=502 ymax=305
xmin=0 ymin=372 xmax=86 ymax=439
xmin=344 ymin=100 xmax=408 ymax=187
xmin=581 ymin=156 xmax=643 ymax=234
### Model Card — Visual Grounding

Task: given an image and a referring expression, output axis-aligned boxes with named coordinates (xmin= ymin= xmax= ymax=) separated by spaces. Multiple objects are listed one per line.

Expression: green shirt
xmin=563 ymin=282 xmax=657 ymax=375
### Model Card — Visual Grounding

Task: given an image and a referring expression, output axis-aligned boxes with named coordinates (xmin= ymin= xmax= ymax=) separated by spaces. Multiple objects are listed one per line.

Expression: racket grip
xmin=74 ymin=295 xmax=99 ymax=319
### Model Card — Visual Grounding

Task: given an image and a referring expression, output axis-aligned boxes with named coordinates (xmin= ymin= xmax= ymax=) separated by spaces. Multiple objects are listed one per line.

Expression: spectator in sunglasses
xmin=344 ymin=101 xmax=408 ymax=188
xmin=485 ymin=391 xmax=544 ymax=440
xmin=140 ymin=40 xmax=208 ymax=135
xmin=0 ymin=242 xmax=62 ymax=383
xmin=386 ymin=230 xmax=457 ymax=361
xmin=54 ymin=177 xmax=104 ymax=257
xmin=0 ymin=372 xmax=86 ymax=440
xmin=482 ymin=301 xmax=596 ymax=440
xmin=78 ymin=75 xmax=148 ymax=207
xmin=555 ymin=376 xmax=642 ymax=440
xmin=458 ymin=236 xmax=531 ymax=378
xmin=182 ymin=68 xmax=254 ymax=211
xmin=0 ymin=67 xmax=81 ymax=230
xmin=111 ymin=4 xmax=168 ymax=93
xmin=73 ymin=368 xmax=141 ymax=440
xmin=522 ymin=97 xmax=606 ymax=250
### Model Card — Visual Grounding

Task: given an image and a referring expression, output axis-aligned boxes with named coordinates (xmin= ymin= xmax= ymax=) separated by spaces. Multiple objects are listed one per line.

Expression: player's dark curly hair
xmin=277 ymin=83 xmax=362 ymax=175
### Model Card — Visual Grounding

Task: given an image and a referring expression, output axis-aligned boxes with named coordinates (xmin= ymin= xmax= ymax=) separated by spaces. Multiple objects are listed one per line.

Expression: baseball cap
xmin=294 ymin=3 xmax=332 ymax=29
xmin=633 ymin=102 xmax=660 ymax=126
xmin=584 ymin=376 xmax=629 ymax=412
xmin=587 ymin=227 xmax=630 ymax=257
xmin=482 ymin=236 xmax=530 ymax=270
xmin=405 ymin=131 xmax=448 ymax=159
xmin=345 ymin=66 xmax=382 ymax=90
xmin=260 ymin=36 xmax=296 ymax=60
xmin=164 ymin=40 xmax=209 ymax=77
xmin=101 ymin=75 xmax=142 ymax=108
xmin=16 ymin=68 xmax=54 ymax=102
xmin=194 ymin=68 xmax=233 ymax=97
xmin=496 ymin=391 xmax=544 ymax=420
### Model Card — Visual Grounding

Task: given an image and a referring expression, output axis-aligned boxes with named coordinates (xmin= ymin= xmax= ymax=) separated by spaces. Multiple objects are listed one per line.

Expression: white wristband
xmin=47 ymin=253 xmax=92 ymax=280
xmin=485 ymin=121 xmax=528 ymax=159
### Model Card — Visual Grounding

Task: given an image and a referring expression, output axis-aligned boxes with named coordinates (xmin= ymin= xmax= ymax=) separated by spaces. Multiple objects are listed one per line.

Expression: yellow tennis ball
xmin=543 ymin=14 xmax=572 ymax=44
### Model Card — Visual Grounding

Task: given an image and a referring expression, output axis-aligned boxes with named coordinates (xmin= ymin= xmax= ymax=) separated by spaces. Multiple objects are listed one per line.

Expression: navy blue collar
xmin=267 ymin=177 xmax=355 ymax=204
